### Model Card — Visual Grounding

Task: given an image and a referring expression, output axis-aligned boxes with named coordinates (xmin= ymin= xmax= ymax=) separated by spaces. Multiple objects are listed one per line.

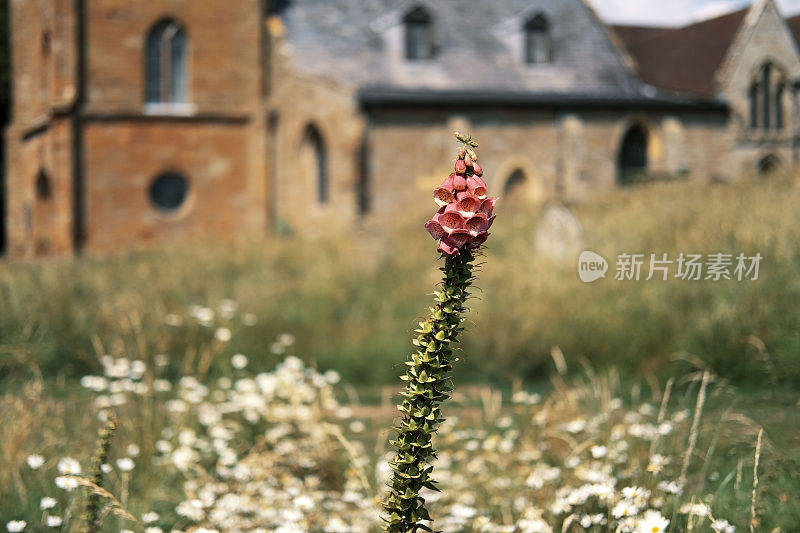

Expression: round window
xmin=149 ymin=171 xmax=188 ymax=211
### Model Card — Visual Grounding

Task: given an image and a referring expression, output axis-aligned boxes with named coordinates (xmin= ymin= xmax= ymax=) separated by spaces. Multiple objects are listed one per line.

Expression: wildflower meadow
xmin=2 ymin=151 xmax=800 ymax=531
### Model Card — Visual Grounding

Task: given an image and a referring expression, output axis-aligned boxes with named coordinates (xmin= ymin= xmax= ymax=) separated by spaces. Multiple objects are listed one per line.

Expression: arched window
xmin=504 ymin=169 xmax=527 ymax=196
xmin=758 ymin=154 xmax=780 ymax=175
xmin=617 ymin=124 xmax=648 ymax=186
xmin=145 ymin=19 xmax=187 ymax=104
xmin=302 ymin=125 xmax=328 ymax=204
xmin=524 ymin=13 xmax=551 ymax=64
xmin=404 ymin=6 xmax=433 ymax=60
xmin=35 ymin=169 xmax=52 ymax=200
xmin=749 ymin=62 xmax=788 ymax=132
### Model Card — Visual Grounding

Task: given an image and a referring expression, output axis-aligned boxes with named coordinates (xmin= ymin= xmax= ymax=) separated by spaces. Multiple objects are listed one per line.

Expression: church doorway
xmin=617 ymin=124 xmax=648 ymax=186
xmin=504 ymin=168 xmax=527 ymax=198
xmin=757 ymin=153 xmax=780 ymax=175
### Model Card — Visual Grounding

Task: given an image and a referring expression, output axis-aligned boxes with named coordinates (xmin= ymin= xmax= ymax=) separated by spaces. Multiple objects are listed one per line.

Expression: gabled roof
xmin=612 ymin=9 xmax=748 ymax=96
xmin=278 ymin=0 xmax=643 ymax=98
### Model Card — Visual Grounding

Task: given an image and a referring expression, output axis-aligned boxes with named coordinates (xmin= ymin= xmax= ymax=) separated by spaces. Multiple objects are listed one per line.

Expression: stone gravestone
xmin=534 ymin=203 xmax=584 ymax=263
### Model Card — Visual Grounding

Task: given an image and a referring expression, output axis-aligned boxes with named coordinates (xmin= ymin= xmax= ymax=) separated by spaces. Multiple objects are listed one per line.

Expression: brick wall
xmin=86 ymin=0 xmax=260 ymax=114
xmin=82 ymin=120 xmax=251 ymax=251
xmin=4 ymin=0 xmax=266 ymax=257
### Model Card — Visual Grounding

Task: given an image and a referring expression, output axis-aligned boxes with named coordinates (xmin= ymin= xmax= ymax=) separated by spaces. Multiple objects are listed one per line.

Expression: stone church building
xmin=3 ymin=0 xmax=800 ymax=256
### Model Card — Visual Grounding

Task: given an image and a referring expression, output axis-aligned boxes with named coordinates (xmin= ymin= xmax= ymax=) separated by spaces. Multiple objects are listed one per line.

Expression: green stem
xmin=383 ymin=250 xmax=476 ymax=533
xmin=81 ymin=415 xmax=117 ymax=533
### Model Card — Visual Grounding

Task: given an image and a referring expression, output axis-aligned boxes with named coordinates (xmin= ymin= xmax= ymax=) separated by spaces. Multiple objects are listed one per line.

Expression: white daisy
xmin=116 ymin=458 xmax=135 ymax=472
xmin=26 ymin=455 xmax=44 ymax=469
xmin=231 ymin=354 xmax=248 ymax=369
xmin=56 ymin=457 xmax=81 ymax=475
xmin=40 ymin=497 xmax=57 ymax=510
xmin=6 ymin=521 xmax=26 ymax=532
xmin=636 ymin=510 xmax=669 ymax=533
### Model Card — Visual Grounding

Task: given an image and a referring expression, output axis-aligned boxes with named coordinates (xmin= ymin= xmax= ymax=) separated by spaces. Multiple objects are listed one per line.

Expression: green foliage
xmin=383 ymin=250 xmax=475 ymax=532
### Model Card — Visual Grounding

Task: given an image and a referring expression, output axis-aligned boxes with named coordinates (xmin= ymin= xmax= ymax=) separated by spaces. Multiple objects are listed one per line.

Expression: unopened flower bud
xmin=454 ymin=159 xmax=467 ymax=174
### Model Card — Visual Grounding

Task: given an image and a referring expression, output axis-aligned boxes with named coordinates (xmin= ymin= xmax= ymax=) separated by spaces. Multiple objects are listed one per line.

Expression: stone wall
xmin=718 ymin=0 xmax=800 ymax=176
xmin=363 ymin=107 xmax=732 ymax=220
xmin=265 ymin=28 xmax=367 ymax=233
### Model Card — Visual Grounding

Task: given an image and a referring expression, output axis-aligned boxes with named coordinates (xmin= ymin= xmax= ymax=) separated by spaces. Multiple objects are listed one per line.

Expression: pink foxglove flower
xmin=425 ymin=140 xmax=496 ymax=255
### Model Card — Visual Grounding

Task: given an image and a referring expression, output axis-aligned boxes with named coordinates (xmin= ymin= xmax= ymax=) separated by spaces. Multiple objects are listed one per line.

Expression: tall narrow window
xmin=504 ymin=169 xmax=527 ymax=196
xmin=748 ymin=82 xmax=758 ymax=130
xmin=303 ymin=125 xmax=328 ymax=205
xmin=356 ymin=133 xmax=371 ymax=216
xmin=146 ymin=20 xmax=187 ymax=104
xmin=761 ymin=63 xmax=771 ymax=131
xmin=524 ymin=13 xmax=551 ymax=64
xmin=775 ymin=83 xmax=784 ymax=130
xmin=749 ymin=62 xmax=787 ymax=132
xmin=35 ymin=169 xmax=52 ymax=200
xmin=404 ymin=7 xmax=433 ymax=60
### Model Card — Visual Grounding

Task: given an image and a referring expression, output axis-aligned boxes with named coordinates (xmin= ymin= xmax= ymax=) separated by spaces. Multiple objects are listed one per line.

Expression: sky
xmin=587 ymin=0 xmax=800 ymax=26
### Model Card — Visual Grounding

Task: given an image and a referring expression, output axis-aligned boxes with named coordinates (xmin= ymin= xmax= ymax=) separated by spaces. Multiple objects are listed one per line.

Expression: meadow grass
xmin=1 ymin=173 xmax=799 ymax=530
xmin=1 ymin=172 xmax=798 ymax=387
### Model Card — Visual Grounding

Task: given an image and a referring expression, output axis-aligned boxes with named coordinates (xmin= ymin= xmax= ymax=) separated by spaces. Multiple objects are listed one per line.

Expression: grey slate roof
xmin=279 ymin=0 xmax=650 ymax=98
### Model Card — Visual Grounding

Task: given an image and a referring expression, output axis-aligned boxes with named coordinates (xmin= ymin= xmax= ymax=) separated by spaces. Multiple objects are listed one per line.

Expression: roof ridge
xmin=612 ymin=6 xmax=749 ymax=34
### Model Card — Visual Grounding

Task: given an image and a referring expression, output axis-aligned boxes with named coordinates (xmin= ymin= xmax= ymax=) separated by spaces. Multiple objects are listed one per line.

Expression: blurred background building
xmin=2 ymin=0 xmax=799 ymax=257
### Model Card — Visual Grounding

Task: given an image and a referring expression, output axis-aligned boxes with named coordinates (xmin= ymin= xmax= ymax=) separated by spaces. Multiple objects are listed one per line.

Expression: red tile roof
xmin=786 ymin=13 xmax=800 ymax=51
xmin=612 ymin=9 xmax=748 ymax=96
